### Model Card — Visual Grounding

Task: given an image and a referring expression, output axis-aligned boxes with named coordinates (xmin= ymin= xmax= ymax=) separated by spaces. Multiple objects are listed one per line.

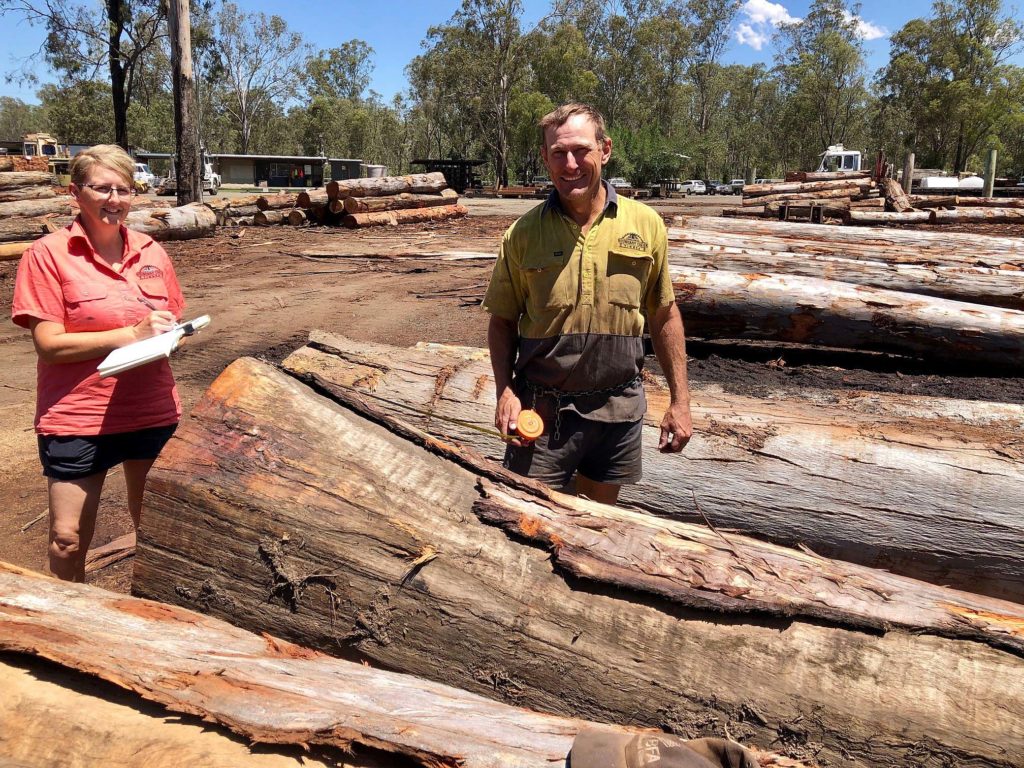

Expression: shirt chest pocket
xmin=63 ymin=282 xmax=110 ymax=331
xmin=138 ymin=280 xmax=169 ymax=308
xmin=607 ymin=249 xmax=653 ymax=308
xmin=521 ymin=251 xmax=573 ymax=310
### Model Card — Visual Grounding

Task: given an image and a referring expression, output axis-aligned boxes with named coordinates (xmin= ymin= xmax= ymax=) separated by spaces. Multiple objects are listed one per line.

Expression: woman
xmin=12 ymin=144 xmax=185 ymax=581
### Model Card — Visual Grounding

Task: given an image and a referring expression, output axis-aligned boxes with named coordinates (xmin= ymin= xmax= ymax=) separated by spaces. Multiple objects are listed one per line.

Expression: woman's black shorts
xmin=38 ymin=424 xmax=177 ymax=480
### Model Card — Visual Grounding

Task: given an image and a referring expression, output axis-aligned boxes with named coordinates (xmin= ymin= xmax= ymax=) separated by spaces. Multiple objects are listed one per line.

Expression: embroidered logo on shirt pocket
xmin=607 ymin=249 xmax=653 ymax=308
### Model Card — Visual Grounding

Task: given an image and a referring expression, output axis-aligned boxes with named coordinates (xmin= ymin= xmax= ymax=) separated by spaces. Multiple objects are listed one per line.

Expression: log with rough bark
xmin=342 ymin=204 xmax=468 ymax=228
xmin=0 ymin=171 xmax=55 ymax=190
xmin=204 ymin=194 xmax=264 ymax=211
xmin=335 ymin=188 xmax=458 ymax=215
xmin=0 ymin=157 xmax=12 ymax=172
xmin=326 ymin=172 xmax=447 ymax=200
xmin=0 ymin=562 xmax=692 ymax=768
xmin=667 ymin=235 xmax=1024 ymax=308
xmin=123 ymin=202 xmax=216 ymax=241
xmin=0 ymin=196 xmax=73 ymax=220
xmin=742 ymin=186 xmax=862 ymax=207
xmin=951 ymin=196 xmax=1024 ymax=208
xmin=283 ymin=333 xmax=1024 ymax=602
xmin=255 ymin=192 xmax=299 ymax=210
xmin=882 ymin=178 xmax=914 ymax=212
xmin=296 ymin=189 xmax=329 ymax=208
xmin=673 ymin=265 xmax=1024 ymax=367
xmin=905 ymin=195 xmax=958 ymax=209
xmin=930 ymin=207 xmax=1024 ymax=224
xmin=743 ymin=179 xmax=873 ymax=197
xmin=253 ymin=209 xmax=288 ymax=226
xmin=132 ymin=356 xmax=1024 ymax=767
xmin=845 ymin=210 xmax=933 ymax=225
xmin=787 ymin=170 xmax=871 ymax=182
xmin=848 ymin=197 xmax=885 ymax=208
xmin=0 ymin=216 xmax=52 ymax=242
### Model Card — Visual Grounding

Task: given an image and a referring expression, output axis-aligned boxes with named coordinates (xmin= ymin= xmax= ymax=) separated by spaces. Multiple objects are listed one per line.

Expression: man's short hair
xmin=539 ymin=103 xmax=608 ymax=145
xmin=69 ymin=144 xmax=134 ymax=187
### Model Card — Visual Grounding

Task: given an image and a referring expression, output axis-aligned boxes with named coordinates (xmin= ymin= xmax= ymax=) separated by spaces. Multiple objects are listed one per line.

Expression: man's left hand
xmin=659 ymin=401 xmax=692 ymax=453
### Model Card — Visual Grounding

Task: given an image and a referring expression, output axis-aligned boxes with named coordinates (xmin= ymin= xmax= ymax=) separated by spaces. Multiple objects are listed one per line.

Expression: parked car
xmin=730 ymin=178 xmax=746 ymax=194
xmin=702 ymin=180 xmax=719 ymax=195
xmin=714 ymin=182 xmax=733 ymax=195
xmin=531 ymin=175 xmax=552 ymax=187
xmin=133 ymin=162 xmax=158 ymax=191
xmin=680 ymin=180 xmax=706 ymax=195
xmin=608 ymin=177 xmax=631 ymax=189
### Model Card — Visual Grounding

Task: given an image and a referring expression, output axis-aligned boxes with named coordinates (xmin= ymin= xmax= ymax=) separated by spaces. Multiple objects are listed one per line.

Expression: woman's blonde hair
xmin=69 ymin=144 xmax=134 ymax=187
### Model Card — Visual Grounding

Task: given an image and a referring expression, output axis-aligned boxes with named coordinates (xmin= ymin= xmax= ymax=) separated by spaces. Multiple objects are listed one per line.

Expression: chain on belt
xmin=523 ymin=373 xmax=643 ymax=441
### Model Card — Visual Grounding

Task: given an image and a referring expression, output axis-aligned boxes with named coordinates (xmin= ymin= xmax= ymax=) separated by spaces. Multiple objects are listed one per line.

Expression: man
xmin=483 ymin=103 xmax=691 ymax=505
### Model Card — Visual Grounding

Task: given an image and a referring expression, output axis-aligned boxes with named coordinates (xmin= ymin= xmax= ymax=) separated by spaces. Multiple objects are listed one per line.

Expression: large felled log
xmin=123 ymin=202 xmax=216 ymax=241
xmin=673 ymin=265 xmax=1024 ymax=367
xmin=256 ymin=192 xmax=299 ymax=210
xmin=0 ymin=171 xmax=55 ymax=190
xmin=951 ymin=196 xmax=1024 ymax=208
xmin=0 ymin=157 xmax=12 ymax=172
xmin=668 ymin=236 xmax=1024 ymax=308
xmin=214 ymin=204 xmax=260 ymax=226
xmin=848 ymin=196 xmax=885 ymax=208
xmin=342 ymin=204 xmax=468 ymax=228
xmin=882 ymin=177 xmax=914 ymax=212
xmin=133 ymin=357 xmax=1024 ymax=767
xmin=787 ymin=170 xmax=871 ymax=182
xmin=0 ymin=196 xmax=72 ymax=220
xmin=326 ymin=172 xmax=447 ymax=200
xmin=0 ymin=216 xmax=52 ymax=242
xmin=930 ymin=207 xmax=1024 ymax=224
xmin=742 ymin=186 xmax=861 ymax=207
xmin=0 ymin=562 xmax=650 ymax=768
xmin=906 ymin=195 xmax=958 ymax=208
xmin=845 ymin=210 xmax=932 ymax=225
xmin=253 ymin=209 xmax=288 ymax=226
xmin=743 ymin=179 xmax=872 ymax=197
xmin=284 ymin=333 xmax=1024 ymax=602
xmin=204 ymin=195 xmax=264 ymax=210
xmin=296 ymin=189 xmax=329 ymax=208
xmin=0 ymin=185 xmax=57 ymax=204
xmin=286 ymin=208 xmax=308 ymax=226
xmin=336 ymin=188 xmax=458 ymax=214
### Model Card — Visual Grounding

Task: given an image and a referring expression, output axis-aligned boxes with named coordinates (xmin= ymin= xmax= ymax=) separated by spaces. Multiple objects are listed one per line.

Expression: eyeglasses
xmin=81 ymin=183 xmax=137 ymax=198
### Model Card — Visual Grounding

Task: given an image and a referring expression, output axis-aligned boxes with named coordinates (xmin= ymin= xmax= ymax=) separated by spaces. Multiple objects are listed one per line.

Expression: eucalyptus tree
xmin=306 ymin=41 xmax=375 ymax=102
xmin=0 ymin=97 xmax=47 ymax=139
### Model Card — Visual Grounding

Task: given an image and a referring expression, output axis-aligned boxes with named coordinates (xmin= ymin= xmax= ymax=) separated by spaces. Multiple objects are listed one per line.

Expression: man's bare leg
xmin=575 ymin=475 xmax=621 ymax=505
xmin=48 ymin=471 xmax=106 ymax=582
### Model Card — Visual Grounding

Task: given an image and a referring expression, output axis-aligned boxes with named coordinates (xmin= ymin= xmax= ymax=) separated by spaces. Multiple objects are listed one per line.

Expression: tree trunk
xmin=906 ymin=195 xmax=958 ymax=209
xmin=787 ymin=170 xmax=871 ymax=182
xmin=845 ymin=211 xmax=933 ymax=225
xmin=743 ymin=179 xmax=873 ymax=197
xmin=882 ymin=178 xmax=914 ymax=212
xmin=673 ymin=265 xmax=1024 ymax=368
xmin=342 ymin=204 xmax=467 ymax=229
xmin=951 ymin=196 xmax=1024 ymax=208
xmin=286 ymin=209 xmax=308 ymax=226
xmin=742 ymin=186 xmax=863 ymax=207
xmin=326 ymin=172 xmax=447 ymax=200
xmin=206 ymin=195 xmax=263 ymax=210
xmin=0 ymin=172 xmax=56 ymax=191
xmin=0 ymin=185 xmax=57 ymax=204
xmin=848 ymin=197 xmax=885 ymax=209
xmin=256 ymin=192 xmax=299 ymax=211
xmin=253 ymin=209 xmax=288 ymax=226
xmin=337 ymin=189 xmax=458 ymax=215
xmin=931 ymin=208 xmax=1024 ymax=224
xmin=168 ymin=0 xmax=200 ymax=205
xmin=296 ymin=190 xmax=330 ymax=208
xmin=132 ymin=357 xmax=1024 ymax=767
xmin=107 ymin=0 xmax=129 ymax=149
xmin=123 ymin=203 xmax=216 ymax=241
xmin=668 ymin=239 xmax=1024 ymax=308
xmin=0 ymin=197 xmax=73 ymax=219
xmin=0 ymin=562 xmax=688 ymax=768
xmin=0 ymin=217 xmax=53 ymax=243
xmin=213 ymin=205 xmax=259 ymax=226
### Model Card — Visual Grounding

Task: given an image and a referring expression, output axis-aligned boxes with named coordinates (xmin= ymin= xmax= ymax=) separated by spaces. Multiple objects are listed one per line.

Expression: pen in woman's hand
xmin=137 ymin=295 xmax=158 ymax=311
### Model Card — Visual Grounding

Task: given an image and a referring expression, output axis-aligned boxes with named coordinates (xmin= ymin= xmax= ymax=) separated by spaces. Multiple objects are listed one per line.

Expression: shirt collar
xmin=543 ymin=178 xmax=619 ymax=216
xmin=67 ymin=216 xmax=152 ymax=266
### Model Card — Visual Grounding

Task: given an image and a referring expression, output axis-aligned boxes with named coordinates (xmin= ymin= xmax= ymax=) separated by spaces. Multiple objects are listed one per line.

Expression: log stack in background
xmin=734 ymin=171 xmax=880 ymax=220
xmin=247 ymin=172 xmax=467 ymax=230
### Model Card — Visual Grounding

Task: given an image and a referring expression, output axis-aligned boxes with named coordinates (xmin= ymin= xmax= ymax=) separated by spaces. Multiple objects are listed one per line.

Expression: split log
xmin=326 ymin=172 xmax=447 ymax=200
xmin=133 ymin=356 xmax=1024 ymax=767
xmin=286 ymin=208 xmax=307 ymax=226
xmin=787 ymin=170 xmax=871 ymax=182
xmin=742 ymin=186 xmax=862 ymax=207
xmin=930 ymin=207 xmax=1024 ymax=224
xmin=296 ymin=189 xmax=329 ymax=208
xmin=0 ymin=562 xmax=651 ymax=768
xmin=882 ymin=178 xmax=914 ymax=212
xmin=0 ymin=197 xmax=72 ymax=220
xmin=667 ymin=238 xmax=1024 ymax=308
xmin=845 ymin=210 xmax=933 ymax=225
xmin=0 ymin=171 xmax=55 ymax=190
xmin=673 ymin=265 xmax=1024 ymax=368
xmin=743 ymin=179 xmax=872 ymax=197
xmin=256 ymin=192 xmax=299 ymax=211
xmin=342 ymin=204 xmax=468 ymax=228
xmin=0 ymin=157 xmax=12 ymax=172
xmin=336 ymin=188 xmax=458 ymax=215
xmin=123 ymin=203 xmax=216 ymax=241
xmin=0 ymin=241 xmax=32 ymax=259
xmin=253 ymin=209 xmax=288 ymax=226
xmin=284 ymin=333 xmax=1024 ymax=602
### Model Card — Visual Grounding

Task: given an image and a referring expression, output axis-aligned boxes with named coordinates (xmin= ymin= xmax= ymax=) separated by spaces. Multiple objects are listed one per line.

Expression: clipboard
xmin=97 ymin=315 xmax=211 ymax=378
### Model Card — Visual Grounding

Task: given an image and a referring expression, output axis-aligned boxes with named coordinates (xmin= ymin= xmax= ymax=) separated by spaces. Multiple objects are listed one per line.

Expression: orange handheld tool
xmin=515 ymin=409 xmax=544 ymax=442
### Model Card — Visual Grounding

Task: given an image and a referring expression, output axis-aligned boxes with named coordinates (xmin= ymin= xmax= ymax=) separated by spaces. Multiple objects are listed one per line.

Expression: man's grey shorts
xmin=503 ymin=409 xmax=643 ymax=488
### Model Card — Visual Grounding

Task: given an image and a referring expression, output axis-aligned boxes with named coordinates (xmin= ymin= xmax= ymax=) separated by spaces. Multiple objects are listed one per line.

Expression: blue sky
xmin=0 ymin=0 xmax=1015 ymax=105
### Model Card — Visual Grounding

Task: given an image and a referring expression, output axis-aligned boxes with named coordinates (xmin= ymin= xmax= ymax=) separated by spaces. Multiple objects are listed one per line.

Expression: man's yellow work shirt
xmin=483 ymin=182 xmax=674 ymax=422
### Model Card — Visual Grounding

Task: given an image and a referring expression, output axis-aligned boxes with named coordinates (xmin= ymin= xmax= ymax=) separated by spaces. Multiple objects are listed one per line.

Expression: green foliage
xmin=38 ymin=81 xmax=114 ymax=144
xmin=306 ymin=41 xmax=375 ymax=101
xmin=0 ymin=97 xmax=47 ymax=139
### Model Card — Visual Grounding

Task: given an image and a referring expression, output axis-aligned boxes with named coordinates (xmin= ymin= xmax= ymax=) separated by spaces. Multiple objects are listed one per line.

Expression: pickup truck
xmin=158 ymin=158 xmax=221 ymax=195
xmin=729 ymin=178 xmax=745 ymax=194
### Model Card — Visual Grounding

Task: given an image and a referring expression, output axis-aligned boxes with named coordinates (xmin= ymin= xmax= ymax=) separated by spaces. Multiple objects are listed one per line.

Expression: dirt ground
xmin=1 ymin=194 xmax=1021 ymax=592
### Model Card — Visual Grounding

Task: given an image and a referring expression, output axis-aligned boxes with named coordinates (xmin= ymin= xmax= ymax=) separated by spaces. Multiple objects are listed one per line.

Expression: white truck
xmin=817 ymin=144 xmax=862 ymax=173
xmin=159 ymin=153 xmax=220 ymax=195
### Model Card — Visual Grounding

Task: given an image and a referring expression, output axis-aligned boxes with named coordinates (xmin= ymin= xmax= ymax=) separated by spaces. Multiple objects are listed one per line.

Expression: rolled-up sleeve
xmin=12 ymin=243 xmax=65 ymax=328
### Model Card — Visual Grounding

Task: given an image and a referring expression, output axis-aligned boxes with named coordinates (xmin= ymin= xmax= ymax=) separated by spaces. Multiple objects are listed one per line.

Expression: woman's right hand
xmin=133 ymin=310 xmax=176 ymax=340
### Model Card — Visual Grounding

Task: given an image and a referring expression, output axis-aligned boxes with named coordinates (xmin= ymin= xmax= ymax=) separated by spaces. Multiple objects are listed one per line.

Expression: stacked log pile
xmin=132 ymin=355 xmax=1024 ymax=767
xmin=735 ymin=171 xmax=880 ymax=220
xmin=244 ymin=172 xmax=467 ymax=230
xmin=0 ymin=169 xmax=64 ymax=248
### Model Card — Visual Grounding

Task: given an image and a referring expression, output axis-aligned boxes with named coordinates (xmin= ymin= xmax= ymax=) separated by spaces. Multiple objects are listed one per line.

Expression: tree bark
xmin=0 ymin=185 xmax=57 ymax=204
xmin=673 ymin=265 xmax=1024 ymax=368
xmin=742 ymin=186 xmax=863 ymax=207
xmin=296 ymin=190 xmax=329 ymax=208
xmin=213 ymin=204 xmax=259 ymax=225
xmin=342 ymin=204 xmax=468 ymax=229
xmin=253 ymin=209 xmax=288 ymax=226
xmin=0 ymin=217 xmax=53 ymax=243
xmin=906 ymin=195 xmax=958 ymax=209
xmin=131 ymin=357 xmax=1024 ymax=767
xmin=256 ymin=192 xmax=299 ymax=211
xmin=930 ymin=208 xmax=1024 ymax=224
xmin=0 ymin=197 xmax=73 ymax=219
xmin=326 ymin=172 xmax=448 ymax=200
xmin=168 ymin=0 xmax=201 ymax=205
xmin=0 ymin=172 xmax=56 ymax=191
xmin=0 ymin=157 xmax=12 ymax=172
xmin=337 ymin=189 xmax=458 ymax=215
xmin=951 ymin=196 xmax=1024 ymax=208
xmin=286 ymin=209 xmax=307 ymax=226
xmin=848 ymin=197 xmax=885 ymax=208
xmin=787 ymin=170 xmax=871 ymax=182
xmin=845 ymin=211 xmax=933 ymax=225
xmin=107 ymin=0 xmax=129 ymax=149
xmin=123 ymin=203 xmax=216 ymax=241
xmin=882 ymin=178 xmax=914 ymax=213
xmin=743 ymin=179 xmax=873 ymax=197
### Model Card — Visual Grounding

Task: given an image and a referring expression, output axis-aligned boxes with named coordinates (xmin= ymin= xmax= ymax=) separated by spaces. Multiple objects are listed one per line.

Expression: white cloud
xmin=735 ymin=0 xmax=800 ymax=50
xmin=842 ymin=11 xmax=889 ymax=41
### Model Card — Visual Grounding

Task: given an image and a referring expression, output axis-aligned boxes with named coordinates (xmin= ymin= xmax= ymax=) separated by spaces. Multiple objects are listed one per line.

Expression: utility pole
xmin=168 ymin=0 xmax=201 ymax=205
